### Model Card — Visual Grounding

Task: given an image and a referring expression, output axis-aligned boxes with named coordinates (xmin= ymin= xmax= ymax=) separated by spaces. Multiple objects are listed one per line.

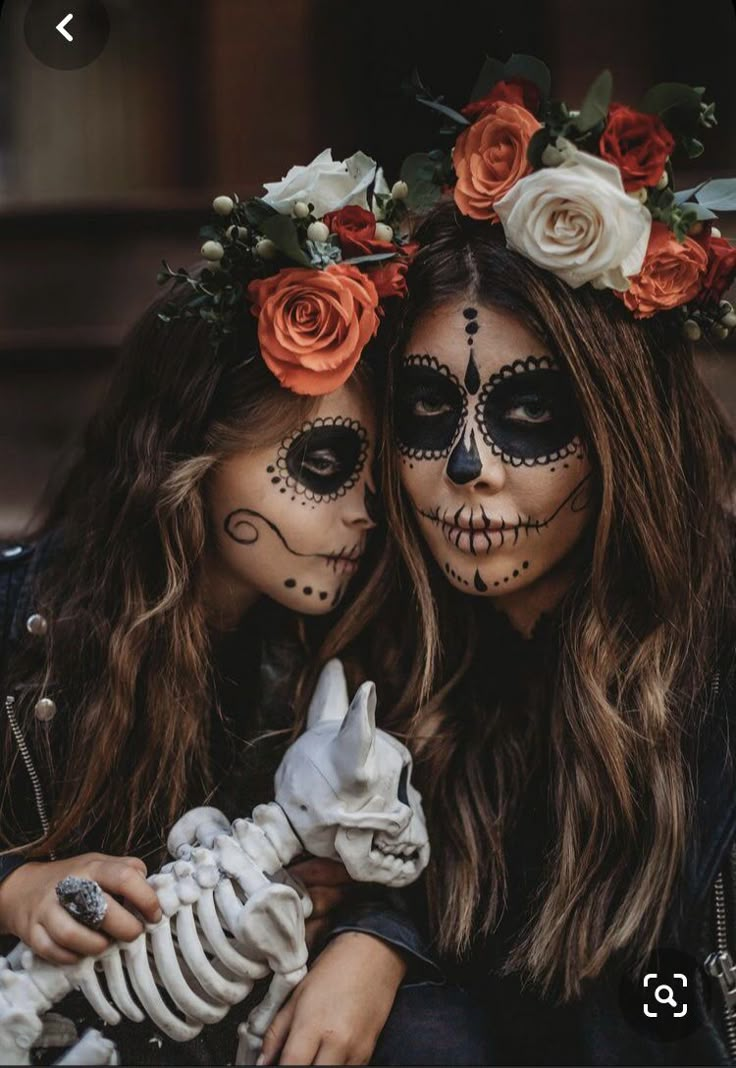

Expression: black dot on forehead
xmin=465 ymin=320 xmax=479 ymax=336
xmin=463 ymin=307 xmax=478 ymax=320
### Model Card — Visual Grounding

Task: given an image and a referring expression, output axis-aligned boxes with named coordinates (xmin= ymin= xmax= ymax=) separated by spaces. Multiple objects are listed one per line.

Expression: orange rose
xmin=453 ymin=101 xmax=541 ymax=221
xmin=621 ymin=222 xmax=708 ymax=318
xmin=247 ymin=264 xmax=379 ymax=395
xmin=367 ymin=258 xmax=408 ymax=299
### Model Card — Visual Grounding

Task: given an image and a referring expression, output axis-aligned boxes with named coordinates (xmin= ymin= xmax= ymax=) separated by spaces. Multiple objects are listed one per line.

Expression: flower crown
xmin=157 ymin=150 xmax=413 ymax=395
xmin=400 ymin=55 xmax=736 ymax=342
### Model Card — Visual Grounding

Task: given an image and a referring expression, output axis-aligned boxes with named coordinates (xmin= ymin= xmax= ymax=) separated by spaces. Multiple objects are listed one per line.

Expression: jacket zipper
xmin=3 ymin=694 xmax=51 ymax=840
xmin=703 ymin=670 xmax=736 ymax=1063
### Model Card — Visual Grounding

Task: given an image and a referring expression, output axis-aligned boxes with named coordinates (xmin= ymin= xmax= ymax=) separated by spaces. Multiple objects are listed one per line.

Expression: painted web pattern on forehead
xmin=475 ymin=355 xmax=582 ymax=467
xmin=395 ymin=354 xmax=467 ymax=460
xmin=276 ymin=416 xmax=368 ymax=502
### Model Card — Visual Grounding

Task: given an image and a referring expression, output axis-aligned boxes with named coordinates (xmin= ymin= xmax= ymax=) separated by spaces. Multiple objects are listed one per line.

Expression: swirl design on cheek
xmin=475 ymin=355 xmax=583 ymax=466
xmin=394 ymin=354 xmax=467 ymax=460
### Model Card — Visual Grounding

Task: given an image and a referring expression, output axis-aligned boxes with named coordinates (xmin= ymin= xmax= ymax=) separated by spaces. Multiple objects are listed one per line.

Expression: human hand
xmin=286 ymin=857 xmax=354 ymax=951
xmin=0 ymin=853 xmax=162 ymax=964
xmin=259 ymin=931 xmax=407 ymax=1065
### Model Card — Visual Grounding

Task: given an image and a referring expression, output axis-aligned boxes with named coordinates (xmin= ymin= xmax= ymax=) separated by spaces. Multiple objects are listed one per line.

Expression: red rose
xmin=322 ymin=205 xmax=394 ymax=257
xmin=368 ymin=259 xmax=408 ymax=299
xmin=696 ymin=234 xmax=736 ymax=306
xmin=599 ymin=104 xmax=675 ymax=192
xmin=462 ymin=78 xmax=541 ymax=120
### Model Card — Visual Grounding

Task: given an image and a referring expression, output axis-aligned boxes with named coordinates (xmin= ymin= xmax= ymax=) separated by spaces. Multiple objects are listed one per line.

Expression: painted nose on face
xmin=446 ymin=424 xmax=505 ymax=491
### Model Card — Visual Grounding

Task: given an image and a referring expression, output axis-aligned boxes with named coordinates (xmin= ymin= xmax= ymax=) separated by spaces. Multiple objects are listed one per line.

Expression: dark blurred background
xmin=1 ymin=0 xmax=735 ymax=538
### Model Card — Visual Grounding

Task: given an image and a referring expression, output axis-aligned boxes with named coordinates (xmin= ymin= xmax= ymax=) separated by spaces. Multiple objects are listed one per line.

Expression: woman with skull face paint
xmin=353 ymin=199 xmax=736 ymax=1065
xmin=0 ymin=161 xmax=427 ymax=1064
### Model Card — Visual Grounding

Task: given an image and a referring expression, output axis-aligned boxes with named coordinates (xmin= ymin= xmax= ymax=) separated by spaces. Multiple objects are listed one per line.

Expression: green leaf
xmin=400 ymin=152 xmax=438 ymax=186
xmin=690 ymin=177 xmax=736 ymax=211
xmin=244 ymin=197 xmax=278 ymax=228
xmin=527 ymin=126 xmax=552 ymax=169
xmin=406 ymin=179 xmax=442 ymax=213
xmin=416 ymin=96 xmax=469 ymax=126
xmin=260 ymin=213 xmax=310 ymax=266
xmin=468 ymin=56 xmax=506 ymax=103
xmin=681 ymin=135 xmax=704 ymax=159
xmin=342 ymin=252 xmax=397 ymax=266
xmin=576 ymin=69 xmax=613 ymax=133
xmin=640 ymin=82 xmax=702 ymax=138
xmin=503 ymin=54 xmax=552 ymax=99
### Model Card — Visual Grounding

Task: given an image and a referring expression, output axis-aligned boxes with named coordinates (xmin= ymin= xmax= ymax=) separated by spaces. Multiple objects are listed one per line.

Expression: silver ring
xmin=55 ymin=876 xmax=108 ymax=930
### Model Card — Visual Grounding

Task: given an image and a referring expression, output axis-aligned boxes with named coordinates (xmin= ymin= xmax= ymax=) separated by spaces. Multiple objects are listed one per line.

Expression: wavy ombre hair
xmin=378 ymin=203 xmax=736 ymax=1000
xmin=3 ymin=285 xmax=388 ymax=861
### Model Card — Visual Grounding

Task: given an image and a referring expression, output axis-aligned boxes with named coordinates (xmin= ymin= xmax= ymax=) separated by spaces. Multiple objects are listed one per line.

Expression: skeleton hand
xmin=0 ymin=856 xmax=161 ymax=965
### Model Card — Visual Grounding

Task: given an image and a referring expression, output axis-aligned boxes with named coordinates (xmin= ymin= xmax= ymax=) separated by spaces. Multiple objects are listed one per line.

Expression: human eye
xmin=504 ymin=395 xmax=553 ymax=424
xmin=301 ymin=447 xmax=341 ymax=477
xmin=412 ymin=391 xmax=454 ymax=417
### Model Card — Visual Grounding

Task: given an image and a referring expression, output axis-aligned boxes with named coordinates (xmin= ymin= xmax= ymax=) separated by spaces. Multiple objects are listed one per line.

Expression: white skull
xmin=274 ymin=661 xmax=430 ymax=886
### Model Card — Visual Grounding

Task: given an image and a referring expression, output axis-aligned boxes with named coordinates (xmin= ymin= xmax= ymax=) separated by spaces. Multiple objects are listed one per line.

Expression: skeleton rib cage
xmin=0 ymin=663 xmax=431 ymax=1066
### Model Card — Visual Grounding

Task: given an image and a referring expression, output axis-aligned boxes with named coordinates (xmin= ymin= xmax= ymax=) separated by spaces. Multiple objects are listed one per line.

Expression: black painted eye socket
xmin=478 ymin=368 xmax=582 ymax=462
xmin=397 ymin=764 xmax=409 ymax=805
xmin=395 ymin=362 xmax=465 ymax=458
xmin=285 ymin=424 xmax=366 ymax=495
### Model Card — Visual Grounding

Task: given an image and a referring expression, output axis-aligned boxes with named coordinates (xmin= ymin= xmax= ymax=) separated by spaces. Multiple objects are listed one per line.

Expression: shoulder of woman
xmin=1 ymin=528 xmax=63 ymax=657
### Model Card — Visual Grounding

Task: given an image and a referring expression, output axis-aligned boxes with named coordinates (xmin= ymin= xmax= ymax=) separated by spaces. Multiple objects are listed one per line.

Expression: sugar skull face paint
xmin=207 ymin=384 xmax=377 ymax=616
xmin=393 ymin=298 xmax=596 ymax=599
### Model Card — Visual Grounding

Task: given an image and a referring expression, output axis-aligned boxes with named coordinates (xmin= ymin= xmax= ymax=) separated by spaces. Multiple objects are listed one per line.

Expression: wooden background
xmin=1 ymin=0 xmax=735 ymax=538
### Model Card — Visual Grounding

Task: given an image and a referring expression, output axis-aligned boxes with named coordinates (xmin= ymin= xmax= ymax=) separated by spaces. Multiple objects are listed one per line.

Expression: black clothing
xmin=0 ymin=535 xmax=432 ymax=1066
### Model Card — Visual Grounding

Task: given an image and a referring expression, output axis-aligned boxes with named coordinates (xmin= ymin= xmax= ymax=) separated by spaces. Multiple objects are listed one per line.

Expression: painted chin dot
xmin=503 ymin=577 xmax=509 ymax=583
xmin=284 ymin=579 xmax=296 ymax=588
xmin=494 ymin=581 xmax=500 ymax=587
xmin=303 ymin=587 xmax=312 ymax=596
xmin=513 ymin=569 xmax=519 ymax=577
xmin=267 ymin=466 xmax=275 ymax=473
xmin=319 ymin=591 xmax=328 ymax=600
xmin=522 ymin=561 xmax=529 ymax=569
xmin=280 ymin=488 xmax=286 ymax=494
xmin=271 ymin=477 xmax=280 ymax=484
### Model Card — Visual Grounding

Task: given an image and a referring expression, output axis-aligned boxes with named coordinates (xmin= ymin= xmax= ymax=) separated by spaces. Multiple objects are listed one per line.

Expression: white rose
xmin=262 ymin=148 xmax=377 ymax=218
xmin=494 ymin=142 xmax=651 ymax=291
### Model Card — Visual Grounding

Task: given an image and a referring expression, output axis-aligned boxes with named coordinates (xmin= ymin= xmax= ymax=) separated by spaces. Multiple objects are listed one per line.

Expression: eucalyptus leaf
xmin=674 ymin=180 xmax=711 ymax=204
xmin=199 ymin=224 xmax=221 ymax=242
xmin=401 ymin=152 xmax=439 ymax=186
xmin=504 ymin=54 xmax=552 ymax=99
xmin=406 ymin=179 xmax=442 ymax=213
xmin=244 ymin=197 xmax=278 ymax=228
xmin=693 ymin=178 xmax=736 ymax=211
xmin=468 ymin=57 xmax=506 ymax=103
xmin=576 ymin=69 xmax=613 ymax=133
xmin=260 ymin=213 xmax=310 ymax=266
xmin=417 ymin=96 xmax=470 ymax=126
xmin=342 ymin=252 xmax=397 ymax=265
xmin=527 ymin=127 xmax=552 ymax=169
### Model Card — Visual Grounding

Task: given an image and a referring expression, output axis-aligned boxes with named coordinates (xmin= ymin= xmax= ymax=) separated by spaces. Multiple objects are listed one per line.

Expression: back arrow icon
xmin=56 ymin=13 xmax=74 ymax=41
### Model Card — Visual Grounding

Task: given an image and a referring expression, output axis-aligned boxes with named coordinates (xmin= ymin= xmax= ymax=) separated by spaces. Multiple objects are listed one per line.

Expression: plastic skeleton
xmin=0 ymin=661 xmax=430 ymax=1065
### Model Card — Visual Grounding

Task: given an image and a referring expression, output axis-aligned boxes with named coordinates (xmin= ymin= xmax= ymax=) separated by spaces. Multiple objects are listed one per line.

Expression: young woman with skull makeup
xmin=0 ymin=282 xmax=422 ymax=1065
xmin=258 ymin=202 xmax=736 ymax=1066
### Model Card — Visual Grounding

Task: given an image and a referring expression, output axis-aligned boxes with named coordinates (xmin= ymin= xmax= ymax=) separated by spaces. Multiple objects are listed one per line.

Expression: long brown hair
xmin=379 ymin=203 xmax=736 ymax=999
xmin=2 ymin=285 xmax=389 ymax=859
